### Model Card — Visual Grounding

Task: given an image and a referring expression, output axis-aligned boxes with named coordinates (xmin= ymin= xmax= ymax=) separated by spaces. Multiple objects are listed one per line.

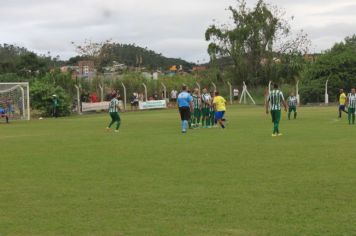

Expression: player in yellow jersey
xmin=212 ymin=91 xmax=226 ymax=129
xmin=338 ymin=89 xmax=348 ymax=118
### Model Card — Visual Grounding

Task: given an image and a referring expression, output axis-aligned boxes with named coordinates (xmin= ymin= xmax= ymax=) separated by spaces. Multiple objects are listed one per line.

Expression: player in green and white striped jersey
xmin=287 ymin=92 xmax=298 ymax=120
xmin=191 ymin=88 xmax=202 ymax=128
xmin=266 ymin=84 xmax=287 ymax=136
xmin=346 ymin=88 xmax=356 ymax=125
xmin=106 ymin=93 xmax=121 ymax=132
xmin=201 ymin=88 xmax=212 ymax=128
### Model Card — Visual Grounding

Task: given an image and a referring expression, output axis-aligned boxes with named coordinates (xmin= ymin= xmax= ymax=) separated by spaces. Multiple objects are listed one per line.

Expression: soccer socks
xmin=108 ymin=120 xmax=120 ymax=130
xmin=182 ymin=120 xmax=188 ymax=131
xmin=288 ymin=111 xmax=297 ymax=120
xmin=108 ymin=120 xmax=115 ymax=128
xmin=348 ymin=113 xmax=355 ymax=124
xmin=273 ymin=122 xmax=279 ymax=134
xmin=196 ymin=115 xmax=201 ymax=126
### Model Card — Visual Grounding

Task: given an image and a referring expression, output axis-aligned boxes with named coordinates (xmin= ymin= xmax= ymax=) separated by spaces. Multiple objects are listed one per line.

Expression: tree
xmin=205 ymin=0 xmax=309 ymax=86
xmin=300 ymin=35 xmax=356 ymax=104
xmin=30 ymin=80 xmax=71 ymax=117
xmin=0 ymin=44 xmax=60 ymax=77
xmin=71 ymin=39 xmax=114 ymax=72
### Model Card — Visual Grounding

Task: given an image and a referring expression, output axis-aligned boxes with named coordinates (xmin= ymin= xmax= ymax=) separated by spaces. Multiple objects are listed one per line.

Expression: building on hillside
xmin=103 ymin=61 xmax=128 ymax=73
xmin=60 ymin=66 xmax=79 ymax=73
xmin=192 ymin=66 xmax=207 ymax=72
xmin=304 ymin=54 xmax=319 ymax=62
xmin=142 ymin=71 xmax=161 ymax=80
xmin=78 ymin=60 xmax=96 ymax=79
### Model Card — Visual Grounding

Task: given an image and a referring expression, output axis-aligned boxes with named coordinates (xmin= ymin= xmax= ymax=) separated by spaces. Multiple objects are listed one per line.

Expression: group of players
xmin=105 ymin=86 xmax=227 ymax=133
xmin=2 ymin=83 xmax=348 ymax=136
xmin=265 ymin=84 xmax=356 ymax=137
xmin=177 ymin=86 xmax=227 ymax=133
xmin=189 ymin=87 xmax=224 ymax=129
xmin=175 ymin=84 xmax=302 ymax=136
xmin=338 ymin=88 xmax=356 ymax=124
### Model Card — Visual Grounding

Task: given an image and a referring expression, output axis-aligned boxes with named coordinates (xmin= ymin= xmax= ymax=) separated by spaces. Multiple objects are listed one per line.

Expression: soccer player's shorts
xmin=215 ymin=111 xmax=225 ymax=120
xmin=193 ymin=108 xmax=201 ymax=118
xmin=179 ymin=107 xmax=191 ymax=121
xmin=202 ymin=108 xmax=210 ymax=117
xmin=110 ymin=112 xmax=121 ymax=122
xmin=289 ymin=107 xmax=297 ymax=113
xmin=339 ymin=105 xmax=346 ymax=111
xmin=271 ymin=110 xmax=281 ymax=123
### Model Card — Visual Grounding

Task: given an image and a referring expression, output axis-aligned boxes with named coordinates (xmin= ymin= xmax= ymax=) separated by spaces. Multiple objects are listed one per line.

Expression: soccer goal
xmin=0 ymin=82 xmax=30 ymax=120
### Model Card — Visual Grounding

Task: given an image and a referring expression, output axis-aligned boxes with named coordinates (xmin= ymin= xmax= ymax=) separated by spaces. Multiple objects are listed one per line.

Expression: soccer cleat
xmin=114 ymin=130 xmax=119 ymax=133
xmin=272 ymin=134 xmax=277 ymax=137
xmin=182 ymin=130 xmax=187 ymax=133
xmin=277 ymin=133 xmax=283 ymax=136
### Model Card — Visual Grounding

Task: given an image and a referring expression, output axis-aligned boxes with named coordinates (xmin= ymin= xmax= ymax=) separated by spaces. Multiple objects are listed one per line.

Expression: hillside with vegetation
xmin=69 ymin=42 xmax=194 ymax=71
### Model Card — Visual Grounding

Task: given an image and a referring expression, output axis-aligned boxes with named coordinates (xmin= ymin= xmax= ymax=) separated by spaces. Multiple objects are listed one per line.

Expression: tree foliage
xmin=205 ymin=0 xmax=309 ymax=86
xmin=0 ymin=44 xmax=60 ymax=76
xmin=300 ymin=35 xmax=356 ymax=104
xmin=30 ymin=80 xmax=71 ymax=117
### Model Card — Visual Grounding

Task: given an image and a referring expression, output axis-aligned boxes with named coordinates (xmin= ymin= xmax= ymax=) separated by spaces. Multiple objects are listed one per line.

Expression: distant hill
xmin=68 ymin=43 xmax=195 ymax=71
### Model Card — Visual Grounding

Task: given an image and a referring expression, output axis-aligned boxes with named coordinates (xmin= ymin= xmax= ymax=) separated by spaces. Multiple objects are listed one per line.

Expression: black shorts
xmin=179 ymin=107 xmax=191 ymax=121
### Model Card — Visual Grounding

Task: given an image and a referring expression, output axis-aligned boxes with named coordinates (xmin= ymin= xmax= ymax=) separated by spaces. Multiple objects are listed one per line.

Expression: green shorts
xmin=110 ymin=112 xmax=120 ymax=122
xmin=289 ymin=107 xmax=297 ymax=113
xmin=202 ymin=108 xmax=210 ymax=117
xmin=271 ymin=110 xmax=281 ymax=123
xmin=193 ymin=108 xmax=201 ymax=118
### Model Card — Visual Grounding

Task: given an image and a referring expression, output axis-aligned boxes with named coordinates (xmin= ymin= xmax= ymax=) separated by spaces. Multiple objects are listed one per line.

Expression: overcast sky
xmin=0 ymin=0 xmax=355 ymax=62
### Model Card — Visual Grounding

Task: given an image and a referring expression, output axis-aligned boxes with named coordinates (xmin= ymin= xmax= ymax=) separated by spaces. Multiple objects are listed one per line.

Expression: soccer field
xmin=1 ymin=105 xmax=355 ymax=236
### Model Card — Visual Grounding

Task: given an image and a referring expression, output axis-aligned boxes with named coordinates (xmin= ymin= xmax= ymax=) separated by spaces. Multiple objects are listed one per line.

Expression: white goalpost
xmin=239 ymin=81 xmax=256 ymax=105
xmin=0 ymin=82 xmax=30 ymax=120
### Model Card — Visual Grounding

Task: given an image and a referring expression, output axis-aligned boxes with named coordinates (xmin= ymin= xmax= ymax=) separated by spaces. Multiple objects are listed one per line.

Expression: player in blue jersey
xmin=177 ymin=85 xmax=193 ymax=133
xmin=0 ymin=107 xmax=9 ymax=123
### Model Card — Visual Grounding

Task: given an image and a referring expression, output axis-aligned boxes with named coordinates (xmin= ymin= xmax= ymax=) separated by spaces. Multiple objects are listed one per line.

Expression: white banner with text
xmin=139 ymin=100 xmax=167 ymax=110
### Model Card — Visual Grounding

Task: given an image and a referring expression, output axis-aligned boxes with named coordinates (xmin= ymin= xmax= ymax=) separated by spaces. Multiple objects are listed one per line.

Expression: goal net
xmin=0 ymin=83 xmax=30 ymax=120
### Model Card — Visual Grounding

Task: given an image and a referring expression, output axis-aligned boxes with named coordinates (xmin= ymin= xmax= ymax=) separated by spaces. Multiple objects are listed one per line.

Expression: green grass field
xmin=1 ymin=105 xmax=355 ymax=236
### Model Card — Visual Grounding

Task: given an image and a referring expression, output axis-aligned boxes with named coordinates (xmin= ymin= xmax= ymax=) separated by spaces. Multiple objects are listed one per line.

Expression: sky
xmin=0 ymin=0 xmax=355 ymax=63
